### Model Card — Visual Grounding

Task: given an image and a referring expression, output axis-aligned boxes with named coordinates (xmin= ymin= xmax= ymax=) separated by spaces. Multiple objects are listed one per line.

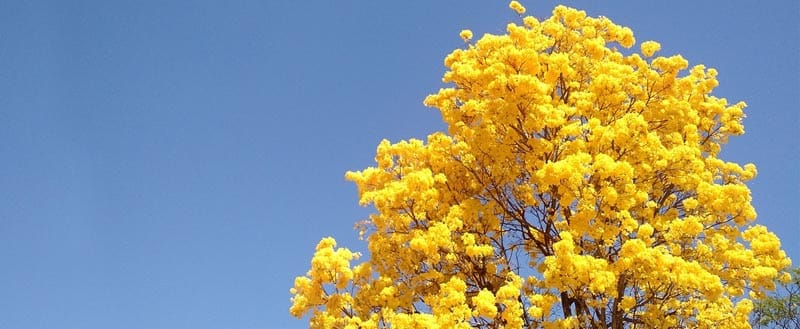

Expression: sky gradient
xmin=0 ymin=1 xmax=797 ymax=328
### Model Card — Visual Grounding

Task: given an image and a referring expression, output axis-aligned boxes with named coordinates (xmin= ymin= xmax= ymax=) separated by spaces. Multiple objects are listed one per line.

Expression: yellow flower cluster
xmin=509 ymin=1 xmax=526 ymax=15
xmin=290 ymin=2 xmax=791 ymax=328
xmin=459 ymin=29 xmax=473 ymax=42
xmin=640 ymin=40 xmax=661 ymax=57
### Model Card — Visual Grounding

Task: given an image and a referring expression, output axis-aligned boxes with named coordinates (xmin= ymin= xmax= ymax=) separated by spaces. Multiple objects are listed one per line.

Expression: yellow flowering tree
xmin=290 ymin=2 xmax=792 ymax=328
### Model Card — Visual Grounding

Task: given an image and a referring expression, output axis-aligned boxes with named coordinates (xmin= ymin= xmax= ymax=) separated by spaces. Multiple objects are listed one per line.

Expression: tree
xmin=751 ymin=267 xmax=800 ymax=328
xmin=290 ymin=2 xmax=792 ymax=328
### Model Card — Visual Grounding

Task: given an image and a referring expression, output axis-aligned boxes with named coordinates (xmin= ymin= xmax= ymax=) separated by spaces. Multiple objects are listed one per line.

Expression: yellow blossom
xmin=472 ymin=289 xmax=498 ymax=317
xmin=619 ymin=296 xmax=636 ymax=311
xmin=640 ymin=40 xmax=661 ymax=57
xmin=509 ymin=1 xmax=526 ymax=15
xmin=459 ymin=29 xmax=473 ymax=42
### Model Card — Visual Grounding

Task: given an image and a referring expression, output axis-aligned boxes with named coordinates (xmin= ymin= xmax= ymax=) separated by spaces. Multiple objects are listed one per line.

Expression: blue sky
xmin=0 ymin=1 xmax=797 ymax=328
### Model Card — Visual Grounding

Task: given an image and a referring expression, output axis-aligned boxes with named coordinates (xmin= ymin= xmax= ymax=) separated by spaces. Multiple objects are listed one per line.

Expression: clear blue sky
xmin=0 ymin=1 xmax=797 ymax=328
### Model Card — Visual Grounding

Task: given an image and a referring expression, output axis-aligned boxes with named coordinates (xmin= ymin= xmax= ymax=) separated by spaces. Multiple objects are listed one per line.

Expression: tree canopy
xmin=751 ymin=267 xmax=800 ymax=328
xmin=290 ymin=2 xmax=792 ymax=328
